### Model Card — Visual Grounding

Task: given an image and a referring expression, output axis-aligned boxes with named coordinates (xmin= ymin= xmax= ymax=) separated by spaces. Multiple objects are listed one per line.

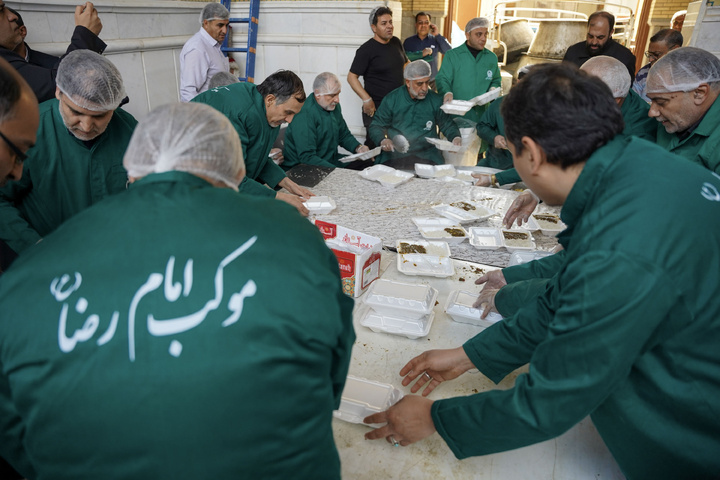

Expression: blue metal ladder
xmin=220 ymin=0 xmax=260 ymax=83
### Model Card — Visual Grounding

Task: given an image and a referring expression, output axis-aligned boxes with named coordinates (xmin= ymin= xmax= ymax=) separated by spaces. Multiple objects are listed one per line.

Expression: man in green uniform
xmin=369 ymin=60 xmax=461 ymax=168
xmin=0 ymin=50 xmax=136 ymax=259
xmin=647 ymin=46 xmax=720 ymax=174
xmin=283 ymin=72 xmax=370 ymax=170
xmin=0 ymin=103 xmax=355 ymax=480
xmin=363 ymin=64 xmax=720 ymax=480
xmin=435 ymin=17 xmax=501 ymax=126
xmin=192 ymin=70 xmax=314 ymax=215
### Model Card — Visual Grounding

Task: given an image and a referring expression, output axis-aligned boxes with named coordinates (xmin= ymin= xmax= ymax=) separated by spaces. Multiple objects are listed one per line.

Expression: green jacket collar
xmin=130 ymin=171 xmax=216 ymax=190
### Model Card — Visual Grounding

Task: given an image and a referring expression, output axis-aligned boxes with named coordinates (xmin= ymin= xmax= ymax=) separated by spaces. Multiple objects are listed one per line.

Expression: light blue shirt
xmin=179 ymin=27 xmax=229 ymax=102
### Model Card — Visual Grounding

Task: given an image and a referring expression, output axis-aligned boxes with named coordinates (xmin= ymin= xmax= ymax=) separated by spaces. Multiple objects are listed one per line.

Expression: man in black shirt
xmin=348 ymin=6 xmax=407 ymax=148
xmin=562 ymin=11 xmax=636 ymax=82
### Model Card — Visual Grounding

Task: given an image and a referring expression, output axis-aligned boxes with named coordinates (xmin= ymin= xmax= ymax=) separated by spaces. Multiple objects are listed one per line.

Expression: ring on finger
xmin=422 ymin=372 xmax=432 ymax=382
xmin=389 ymin=435 xmax=400 ymax=447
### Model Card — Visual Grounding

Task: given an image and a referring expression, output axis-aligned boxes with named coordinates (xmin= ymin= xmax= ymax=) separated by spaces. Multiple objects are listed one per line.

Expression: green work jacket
xmin=495 ymin=251 xmax=566 ymax=317
xmin=431 ymin=135 xmax=720 ymax=479
xmin=476 ymin=96 xmax=513 ymax=170
xmin=656 ymin=94 xmax=720 ymax=174
xmin=192 ymin=83 xmax=287 ymax=197
xmin=620 ymin=90 xmax=656 ymax=141
xmin=0 ymin=99 xmax=137 ymax=253
xmin=435 ymin=43 xmax=501 ymax=124
xmin=368 ymin=86 xmax=461 ymax=165
xmin=282 ymin=95 xmax=361 ymax=170
xmin=0 ymin=171 xmax=355 ymax=480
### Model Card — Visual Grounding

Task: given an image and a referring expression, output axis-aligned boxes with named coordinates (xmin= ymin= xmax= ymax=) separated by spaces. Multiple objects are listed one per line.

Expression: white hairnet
xmin=647 ymin=47 xmax=720 ymax=94
xmin=313 ymin=72 xmax=340 ymax=95
xmin=465 ymin=17 xmax=490 ymax=33
xmin=580 ymin=56 xmax=630 ymax=98
xmin=209 ymin=71 xmax=239 ymax=89
xmin=200 ymin=3 xmax=229 ymax=23
xmin=56 ymin=50 xmax=125 ymax=112
xmin=123 ymin=103 xmax=245 ymax=191
xmin=404 ymin=60 xmax=431 ymax=80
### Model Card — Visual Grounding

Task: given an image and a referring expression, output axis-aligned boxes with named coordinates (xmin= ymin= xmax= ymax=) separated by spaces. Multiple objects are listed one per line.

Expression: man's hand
xmin=503 ymin=190 xmax=539 ymax=229
xmin=429 ymin=23 xmax=439 ymax=35
xmin=422 ymin=47 xmax=433 ymax=57
xmin=362 ymin=98 xmax=376 ymax=117
xmin=472 ymin=286 xmax=500 ymax=318
xmin=472 ymin=173 xmax=492 ymax=187
xmin=380 ymin=138 xmax=394 ymax=152
xmin=443 ymin=92 xmax=453 ymax=104
xmin=363 ymin=396 xmax=436 ymax=447
xmin=451 ymin=136 xmax=462 ymax=146
xmin=494 ymin=135 xmax=508 ymax=149
xmin=356 ymin=145 xmax=370 ymax=153
xmin=475 ymin=269 xmax=507 ymax=291
xmin=75 ymin=2 xmax=102 ymax=35
xmin=269 ymin=148 xmax=283 ymax=165
xmin=276 ymin=192 xmax=309 ymax=216
xmin=278 ymin=177 xmax=313 ymax=199
xmin=398 ymin=347 xmax=475 ymax=396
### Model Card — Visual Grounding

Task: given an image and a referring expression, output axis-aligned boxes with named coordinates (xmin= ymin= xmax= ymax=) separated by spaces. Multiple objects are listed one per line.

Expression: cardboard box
xmin=314 ymin=220 xmax=382 ymax=297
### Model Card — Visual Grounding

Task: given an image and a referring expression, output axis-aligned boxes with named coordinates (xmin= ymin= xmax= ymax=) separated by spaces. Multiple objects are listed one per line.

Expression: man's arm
xmin=179 ymin=48 xmax=210 ymax=102
xmin=285 ymin=116 xmax=338 ymax=169
xmin=0 ymin=174 xmax=41 ymax=254
xmin=476 ymin=100 xmax=501 ymax=144
xmin=434 ymin=34 xmax=452 ymax=54
xmin=367 ymin=99 xmax=393 ymax=147
xmin=503 ymin=250 xmax=566 ymax=284
xmin=434 ymin=252 xmax=676 ymax=459
xmin=435 ymin=52 xmax=454 ymax=99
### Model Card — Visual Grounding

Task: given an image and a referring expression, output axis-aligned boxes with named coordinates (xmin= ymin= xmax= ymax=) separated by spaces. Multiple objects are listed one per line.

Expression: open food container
xmin=432 ymin=202 xmax=496 ymax=224
xmin=425 ymin=137 xmax=462 ymax=152
xmin=358 ymin=305 xmax=435 ymax=339
xmin=412 ymin=217 xmax=468 ymax=244
xmin=468 ymin=227 xmax=504 ymax=250
xmin=444 ymin=290 xmax=504 ymax=329
xmin=338 ymin=146 xmax=382 ymax=164
xmin=508 ymin=250 xmax=555 ymax=267
xmin=333 ymin=375 xmax=404 ymax=426
xmin=414 ymin=163 xmax=456 ymax=179
xmin=531 ymin=213 xmax=566 ymax=236
xmin=303 ymin=196 xmax=336 ymax=215
xmin=314 ymin=220 xmax=382 ymax=297
xmin=358 ymin=164 xmax=413 ymax=188
xmin=469 ymin=88 xmax=502 ymax=107
xmin=396 ymin=239 xmax=454 ymax=278
xmin=363 ymin=279 xmax=438 ymax=320
xmin=501 ymin=229 xmax=536 ymax=252
xmin=440 ymin=99 xmax=475 ymax=115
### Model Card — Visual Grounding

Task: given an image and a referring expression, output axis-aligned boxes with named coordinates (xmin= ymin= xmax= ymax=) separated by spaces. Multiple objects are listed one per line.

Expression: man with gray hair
xmin=0 ymin=102 xmax=355 ymax=480
xmin=179 ymin=2 xmax=230 ymax=102
xmin=632 ymin=28 xmax=683 ymax=102
xmin=581 ymin=55 xmax=657 ymax=140
xmin=283 ymin=72 xmax=370 ymax=170
xmin=370 ymin=59 xmax=461 ymax=168
xmin=0 ymin=50 xmax=137 ymax=259
xmin=436 ymin=17 xmax=501 ymax=126
xmin=647 ymin=46 xmax=720 ymax=173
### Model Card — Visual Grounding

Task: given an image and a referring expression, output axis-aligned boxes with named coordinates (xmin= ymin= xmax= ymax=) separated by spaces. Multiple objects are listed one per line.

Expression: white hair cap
xmin=580 ymin=56 xmax=630 ymax=98
xmin=200 ymin=2 xmax=229 ymax=24
xmin=123 ymin=103 xmax=245 ymax=191
xmin=647 ymin=47 xmax=720 ymax=94
xmin=465 ymin=17 xmax=490 ymax=33
xmin=56 ymin=50 xmax=125 ymax=112
xmin=404 ymin=60 xmax=432 ymax=80
xmin=313 ymin=72 xmax=341 ymax=95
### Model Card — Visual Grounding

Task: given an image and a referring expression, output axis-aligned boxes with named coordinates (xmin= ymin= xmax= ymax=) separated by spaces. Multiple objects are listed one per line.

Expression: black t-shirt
xmin=350 ymin=37 xmax=407 ymax=104
xmin=562 ymin=38 xmax=637 ymax=82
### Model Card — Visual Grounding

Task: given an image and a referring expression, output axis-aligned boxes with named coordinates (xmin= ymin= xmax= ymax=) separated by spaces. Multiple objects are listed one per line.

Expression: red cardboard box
xmin=314 ymin=220 xmax=382 ymax=297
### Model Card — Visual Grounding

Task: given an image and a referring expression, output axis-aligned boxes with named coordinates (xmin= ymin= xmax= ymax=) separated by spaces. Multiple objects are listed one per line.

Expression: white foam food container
xmin=396 ymin=239 xmax=454 ymax=278
xmin=508 ymin=250 xmax=555 ymax=267
xmin=531 ymin=213 xmax=566 ymax=236
xmin=470 ymin=88 xmax=502 ymax=107
xmin=303 ymin=196 xmax=336 ymax=215
xmin=468 ymin=227 xmax=504 ymax=250
xmin=432 ymin=202 xmax=496 ymax=224
xmin=414 ymin=163 xmax=456 ymax=178
xmin=412 ymin=217 xmax=468 ymax=244
xmin=359 ymin=305 xmax=435 ymax=339
xmin=440 ymin=100 xmax=474 ymax=115
xmin=501 ymin=229 xmax=536 ymax=252
xmin=425 ymin=137 xmax=462 ymax=152
xmin=453 ymin=171 xmax=475 ymax=183
xmin=358 ymin=164 xmax=413 ymax=188
xmin=444 ymin=290 xmax=504 ymax=329
xmin=333 ymin=375 xmax=404 ymax=426
xmin=338 ymin=146 xmax=382 ymax=163
xmin=363 ymin=278 xmax=439 ymax=320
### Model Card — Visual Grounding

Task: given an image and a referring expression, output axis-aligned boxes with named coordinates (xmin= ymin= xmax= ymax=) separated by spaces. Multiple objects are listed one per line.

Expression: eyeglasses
xmin=644 ymin=51 xmax=662 ymax=61
xmin=0 ymin=130 xmax=28 ymax=163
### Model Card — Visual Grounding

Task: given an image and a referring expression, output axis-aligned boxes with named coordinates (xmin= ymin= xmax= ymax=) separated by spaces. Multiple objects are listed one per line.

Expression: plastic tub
xmin=412 ymin=217 xmax=468 ymax=244
xmin=396 ymin=239 xmax=454 ymax=278
xmin=304 ymin=196 xmax=336 ymax=215
xmin=363 ymin=279 xmax=438 ymax=320
xmin=444 ymin=290 xmax=504 ymax=329
xmin=333 ymin=375 xmax=404 ymax=426
xmin=358 ymin=305 xmax=435 ymax=339
xmin=468 ymin=227 xmax=504 ymax=250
